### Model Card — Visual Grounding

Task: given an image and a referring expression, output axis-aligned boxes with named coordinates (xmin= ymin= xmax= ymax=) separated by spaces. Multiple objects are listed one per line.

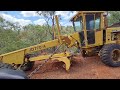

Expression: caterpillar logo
xmin=30 ymin=45 xmax=46 ymax=52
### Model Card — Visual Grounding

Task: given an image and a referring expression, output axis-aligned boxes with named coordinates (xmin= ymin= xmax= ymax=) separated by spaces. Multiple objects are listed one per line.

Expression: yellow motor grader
xmin=1 ymin=11 xmax=120 ymax=75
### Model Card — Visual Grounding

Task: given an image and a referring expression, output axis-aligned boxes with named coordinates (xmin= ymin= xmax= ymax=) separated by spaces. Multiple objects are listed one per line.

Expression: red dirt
xmin=26 ymin=54 xmax=120 ymax=79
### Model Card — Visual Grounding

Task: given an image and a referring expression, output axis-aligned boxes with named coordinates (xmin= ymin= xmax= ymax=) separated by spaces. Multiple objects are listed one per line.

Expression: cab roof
xmin=70 ymin=11 xmax=105 ymax=21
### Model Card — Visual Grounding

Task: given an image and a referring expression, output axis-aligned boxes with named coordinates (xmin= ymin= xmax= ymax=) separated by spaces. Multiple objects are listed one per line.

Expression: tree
xmin=36 ymin=11 xmax=57 ymax=52
xmin=0 ymin=16 xmax=21 ymax=34
xmin=36 ymin=11 xmax=56 ymax=40
xmin=21 ymin=24 xmax=48 ymax=45
xmin=108 ymin=11 xmax=120 ymax=26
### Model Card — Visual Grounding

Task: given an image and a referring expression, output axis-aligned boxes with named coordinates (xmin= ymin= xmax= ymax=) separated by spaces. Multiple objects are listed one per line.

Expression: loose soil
xmin=26 ymin=54 xmax=120 ymax=79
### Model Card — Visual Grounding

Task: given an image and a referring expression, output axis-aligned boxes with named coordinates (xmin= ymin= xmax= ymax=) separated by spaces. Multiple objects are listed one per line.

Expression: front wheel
xmin=100 ymin=44 xmax=120 ymax=67
xmin=20 ymin=61 xmax=35 ymax=71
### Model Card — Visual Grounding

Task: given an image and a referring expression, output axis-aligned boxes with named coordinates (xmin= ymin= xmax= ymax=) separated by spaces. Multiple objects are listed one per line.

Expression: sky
xmin=0 ymin=11 xmax=77 ymax=27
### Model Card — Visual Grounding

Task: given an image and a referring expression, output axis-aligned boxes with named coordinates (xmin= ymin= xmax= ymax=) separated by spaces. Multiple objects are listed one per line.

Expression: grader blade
xmin=29 ymin=52 xmax=72 ymax=71
xmin=52 ymin=57 xmax=71 ymax=71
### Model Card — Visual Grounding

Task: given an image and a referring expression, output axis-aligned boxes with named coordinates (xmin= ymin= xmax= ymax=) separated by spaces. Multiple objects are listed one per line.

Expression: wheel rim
xmin=111 ymin=49 xmax=120 ymax=62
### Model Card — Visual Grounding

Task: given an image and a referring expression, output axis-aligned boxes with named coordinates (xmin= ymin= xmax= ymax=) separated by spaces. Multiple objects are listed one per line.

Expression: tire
xmin=100 ymin=44 xmax=120 ymax=67
xmin=20 ymin=61 xmax=35 ymax=71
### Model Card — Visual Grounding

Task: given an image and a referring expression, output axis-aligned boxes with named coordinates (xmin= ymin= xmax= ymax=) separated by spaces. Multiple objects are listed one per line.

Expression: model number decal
xmin=30 ymin=45 xmax=46 ymax=52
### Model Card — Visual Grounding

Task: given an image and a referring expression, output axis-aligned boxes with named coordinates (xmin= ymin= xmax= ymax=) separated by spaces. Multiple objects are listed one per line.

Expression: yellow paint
xmin=53 ymin=57 xmax=71 ymax=71
xmin=70 ymin=11 xmax=105 ymax=21
xmin=83 ymin=14 xmax=88 ymax=47
xmin=29 ymin=52 xmax=71 ymax=71
xmin=67 ymin=32 xmax=80 ymax=47
xmin=0 ymin=50 xmax=25 ymax=64
xmin=105 ymin=27 xmax=120 ymax=44
xmin=95 ymin=30 xmax=103 ymax=45
xmin=0 ymin=39 xmax=60 ymax=64
xmin=100 ymin=13 xmax=104 ymax=29
xmin=29 ymin=52 xmax=71 ymax=61
xmin=55 ymin=15 xmax=62 ymax=43
xmin=0 ymin=31 xmax=80 ymax=65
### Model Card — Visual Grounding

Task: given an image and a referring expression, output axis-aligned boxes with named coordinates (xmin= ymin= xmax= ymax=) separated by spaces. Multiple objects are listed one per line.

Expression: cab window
xmin=86 ymin=14 xmax=101 ymax=31
xmin=73 ymin=16 xmax=83 ymax=32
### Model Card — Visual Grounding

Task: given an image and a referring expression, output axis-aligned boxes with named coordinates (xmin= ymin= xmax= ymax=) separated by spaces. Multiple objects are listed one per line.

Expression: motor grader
xmin=0 ymin=11 xmax=120 ymax=77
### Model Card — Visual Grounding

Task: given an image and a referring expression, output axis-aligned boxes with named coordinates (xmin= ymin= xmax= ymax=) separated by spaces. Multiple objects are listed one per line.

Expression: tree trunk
xmin=52 ymin=16 xmax=56 ymax=52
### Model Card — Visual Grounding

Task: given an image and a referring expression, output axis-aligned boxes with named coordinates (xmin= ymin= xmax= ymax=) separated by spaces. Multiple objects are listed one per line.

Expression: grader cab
xmin=1 ymin=11 xmax=120 ymax=78
xmin=71 ymin=11 xmax=120 ymax=67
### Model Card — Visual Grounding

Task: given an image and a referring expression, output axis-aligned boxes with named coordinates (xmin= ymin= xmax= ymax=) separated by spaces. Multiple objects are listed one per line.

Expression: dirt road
xmin=26 ymin=55 xmax=120 ymax=79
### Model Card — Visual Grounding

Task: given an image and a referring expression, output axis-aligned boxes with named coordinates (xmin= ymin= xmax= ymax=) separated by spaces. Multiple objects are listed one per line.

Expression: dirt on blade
xmin=26 ymin=54 xmax=120 ymax=79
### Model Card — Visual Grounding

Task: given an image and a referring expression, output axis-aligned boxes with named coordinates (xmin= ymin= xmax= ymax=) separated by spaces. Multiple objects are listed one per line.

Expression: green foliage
xmin=0 ymin=29 xmax=21 ymax=54
xmin=21 ymin=25 xmax=49 ymax=45
xmin=108 ymin=11 xmax=120 ymax=26
xmin=0 ymin=15 xmax=75 ymax=54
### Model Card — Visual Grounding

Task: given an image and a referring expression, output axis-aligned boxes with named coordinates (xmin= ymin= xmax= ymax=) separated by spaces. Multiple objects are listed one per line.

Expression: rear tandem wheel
xmin=100 ymin=44 xmax=120 ymax=67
